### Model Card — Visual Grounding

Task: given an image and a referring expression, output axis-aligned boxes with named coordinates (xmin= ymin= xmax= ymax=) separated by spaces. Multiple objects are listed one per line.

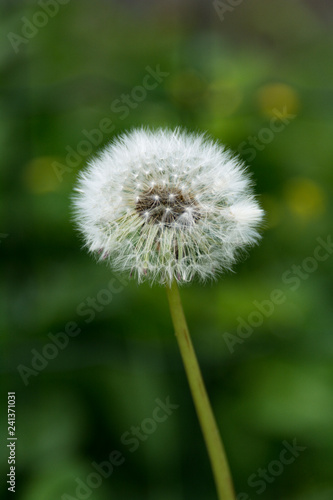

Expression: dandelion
xmin=73 ymin=128 xmax=263 ymax=285
xmin=73 ymin=128 xmax=264 ymax=500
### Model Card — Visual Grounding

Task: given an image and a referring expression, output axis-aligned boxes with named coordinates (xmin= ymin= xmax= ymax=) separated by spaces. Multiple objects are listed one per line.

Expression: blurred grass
xmin=1 ymin=0 xmax=333 ymax=499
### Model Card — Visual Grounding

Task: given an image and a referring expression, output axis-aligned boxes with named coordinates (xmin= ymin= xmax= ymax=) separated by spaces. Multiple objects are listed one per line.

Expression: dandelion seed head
xmin=73 ymin=128 xmax=264 ymax=284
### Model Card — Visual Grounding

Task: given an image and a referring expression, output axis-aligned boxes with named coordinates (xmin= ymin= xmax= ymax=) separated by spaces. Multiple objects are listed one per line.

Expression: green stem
xmin=166 ymin=280 xmax=235 ymax=500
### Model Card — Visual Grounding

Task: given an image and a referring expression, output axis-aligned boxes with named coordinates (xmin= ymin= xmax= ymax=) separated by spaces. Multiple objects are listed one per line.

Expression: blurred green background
xmin=1 ymin=0 xmax=333 ymax=499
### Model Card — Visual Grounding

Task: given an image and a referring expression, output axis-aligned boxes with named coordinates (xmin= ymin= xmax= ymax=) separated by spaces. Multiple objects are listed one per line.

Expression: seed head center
xmin=136 ymin=185 xmax=200 ymax=225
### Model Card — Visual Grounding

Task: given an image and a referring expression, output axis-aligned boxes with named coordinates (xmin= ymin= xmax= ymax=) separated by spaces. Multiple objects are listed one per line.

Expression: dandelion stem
xmin=166 ymin=280 xmax=235 ymax=500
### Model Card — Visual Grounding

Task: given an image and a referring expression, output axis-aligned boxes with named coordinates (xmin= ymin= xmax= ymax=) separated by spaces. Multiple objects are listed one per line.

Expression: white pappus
xmin=73 ymin=128 xmax=264 ymax=285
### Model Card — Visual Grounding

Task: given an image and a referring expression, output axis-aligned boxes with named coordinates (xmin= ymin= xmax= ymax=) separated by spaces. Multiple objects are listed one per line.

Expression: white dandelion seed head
xmin=73 ymin=128 xmax=264 ymax=285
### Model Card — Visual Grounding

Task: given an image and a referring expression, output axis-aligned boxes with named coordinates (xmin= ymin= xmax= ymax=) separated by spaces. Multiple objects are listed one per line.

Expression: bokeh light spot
xmin=284 ymin=177 xmax=325 ymax=218
xmin=23 ymin=157 xmax=60 ymax=193
xmin=257 ymin=83 xmax=300 ymax=118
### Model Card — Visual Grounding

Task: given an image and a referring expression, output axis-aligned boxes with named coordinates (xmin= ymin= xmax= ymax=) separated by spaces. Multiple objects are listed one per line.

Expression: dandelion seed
xmin=73 ymin=128 xmax=264 ymax=285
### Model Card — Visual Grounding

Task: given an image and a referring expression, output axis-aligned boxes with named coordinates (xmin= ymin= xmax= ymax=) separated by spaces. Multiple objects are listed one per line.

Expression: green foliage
xmin=1 ymin=1 xmax=333 ymax=498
